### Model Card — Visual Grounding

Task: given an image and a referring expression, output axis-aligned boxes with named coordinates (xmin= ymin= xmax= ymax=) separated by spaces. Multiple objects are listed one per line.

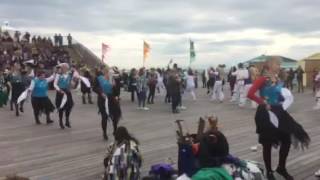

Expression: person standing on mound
xmin=248 ymin=57 xmax=310 ymax=180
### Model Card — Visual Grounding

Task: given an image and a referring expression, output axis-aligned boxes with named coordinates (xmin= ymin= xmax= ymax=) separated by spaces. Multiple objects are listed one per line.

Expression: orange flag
xmin=102 ymin=43 xmax=110 ymax=63
xmin=143 ymin=41 xmax=150 ymax=64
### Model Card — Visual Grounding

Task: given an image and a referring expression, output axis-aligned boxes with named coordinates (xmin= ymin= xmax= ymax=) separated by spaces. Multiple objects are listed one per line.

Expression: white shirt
xmin=232 ymin=68 xmax=249 ymax=81
xmin=53 ymin=70 xmax=80 ymax=91
xmin=54 ymin=73 xmax=69 ymax=91
xmin=28 ymin=74 xmax=55 ymax=91
xmin=186 ymin=75 xmax=195 ymax=88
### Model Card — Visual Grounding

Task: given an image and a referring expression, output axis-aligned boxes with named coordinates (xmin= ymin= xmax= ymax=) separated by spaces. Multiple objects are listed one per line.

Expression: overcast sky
xmin=1 ymin=0 xmax=320 ymax=68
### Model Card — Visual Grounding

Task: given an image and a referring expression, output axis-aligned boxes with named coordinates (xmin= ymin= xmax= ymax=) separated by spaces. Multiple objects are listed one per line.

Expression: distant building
xmin=243 ymin=55 xmax=298 ymax=69
xmin=299 ymin=53 xmax=320 ymax=87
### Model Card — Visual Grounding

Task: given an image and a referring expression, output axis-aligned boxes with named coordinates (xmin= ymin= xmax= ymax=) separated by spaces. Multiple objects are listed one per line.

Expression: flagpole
xmin=189 ymin=39 xmax=191 ymax=68
xmin=143 ymin=44 xmax=145 ymax=68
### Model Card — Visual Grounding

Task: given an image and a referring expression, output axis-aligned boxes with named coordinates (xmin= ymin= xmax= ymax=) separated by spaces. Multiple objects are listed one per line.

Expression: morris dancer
xmin=248 ymin=57 xmax=310 ymax=180
xmin=54 ymin=63 xmax=78 ymax=129
xmin=80 ymin=68 xmax=93 ymax=104
xmin=93 ymin=66 xmax=122 ymax=140
xmin=28 ymin=70 xmax=55 ymax=124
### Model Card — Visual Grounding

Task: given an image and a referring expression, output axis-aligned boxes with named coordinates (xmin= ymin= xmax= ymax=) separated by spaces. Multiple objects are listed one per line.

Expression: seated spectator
xmin=103 ymin=126 xmax=142 ymax=180
xmin=176 ymin=117 xmax=264 ymax=180
xmin=192 ymin=121 xmax=232 ymax=180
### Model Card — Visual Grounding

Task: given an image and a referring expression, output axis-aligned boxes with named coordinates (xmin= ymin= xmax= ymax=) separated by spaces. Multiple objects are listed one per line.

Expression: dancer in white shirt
xmin=231 ymin=63 xmax=249 ymax=107
xmin=211 ymin=66 xmax=224 ymax=102
xmin=186 ymin=69 xmax=196 ymax=101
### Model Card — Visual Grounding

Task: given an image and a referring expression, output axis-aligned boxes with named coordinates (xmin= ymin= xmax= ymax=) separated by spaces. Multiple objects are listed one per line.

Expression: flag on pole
xmin=143 ymin=41 xmax=150 ymax=66
xmin=102 ymin=43 xmax=110 ymax=63
xmin=190 ymin=40 xmax=196 ymax=65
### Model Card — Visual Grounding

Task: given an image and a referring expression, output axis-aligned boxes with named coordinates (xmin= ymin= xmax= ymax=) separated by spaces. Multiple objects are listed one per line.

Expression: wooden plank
xmin=0 ymin=88 xmax=319 ymax=179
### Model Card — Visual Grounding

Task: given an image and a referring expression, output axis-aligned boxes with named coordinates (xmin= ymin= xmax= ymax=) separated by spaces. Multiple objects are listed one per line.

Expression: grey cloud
xmin=208 ymin=39 xmax=272 ymax=46
xmin=2 ymin=0 xmax=320 ymax=34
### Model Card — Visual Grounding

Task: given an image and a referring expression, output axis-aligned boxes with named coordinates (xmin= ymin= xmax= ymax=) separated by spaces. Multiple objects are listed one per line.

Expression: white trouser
xmin=156 ymin=81 xmax=165 ymax=95
xmin=211 ymin=80 xmax=224 ymax=101
xmin=231 ymin=80 xmax=244 ymax=103
xmin=186 ymin=86 xmax=196 ymax=100
xmin=314 ymin=90 xmax=320 ymax=109
xmin=238 ymin=82 xmax=247 ymax=106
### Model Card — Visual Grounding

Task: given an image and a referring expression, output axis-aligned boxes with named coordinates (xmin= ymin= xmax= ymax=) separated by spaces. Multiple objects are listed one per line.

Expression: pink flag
xmin=102 ymin=43 xmax=110 ymax=63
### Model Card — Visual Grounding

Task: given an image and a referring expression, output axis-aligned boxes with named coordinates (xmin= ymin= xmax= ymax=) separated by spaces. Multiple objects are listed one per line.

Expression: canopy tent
xmin=243 ymin=55 xmax=298 ymax=69
xmin=298 ymin=53 xmax=320 ymax=87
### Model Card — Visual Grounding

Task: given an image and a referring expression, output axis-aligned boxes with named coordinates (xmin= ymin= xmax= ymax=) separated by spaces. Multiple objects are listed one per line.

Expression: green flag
xmin=190 ymin=40 xmax=196 ymax=65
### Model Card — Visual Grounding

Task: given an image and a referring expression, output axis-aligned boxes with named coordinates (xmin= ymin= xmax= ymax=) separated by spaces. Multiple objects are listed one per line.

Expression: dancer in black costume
xmin=93 ymin=67 xmax=122 ymax=140
xmin=54 ymin=63 xmax=78 ymax=129
xmin=248 ymin=57 xmax=310 ymax=180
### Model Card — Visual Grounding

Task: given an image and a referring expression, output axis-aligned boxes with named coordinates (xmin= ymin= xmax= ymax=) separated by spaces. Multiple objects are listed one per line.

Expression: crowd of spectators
xmin=0 ymin=30 xmax=73 ymax=71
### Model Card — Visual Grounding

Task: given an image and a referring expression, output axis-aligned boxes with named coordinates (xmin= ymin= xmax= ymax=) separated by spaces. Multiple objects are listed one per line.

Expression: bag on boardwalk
xmin=148 ymin=163 xmax=177 ymax=180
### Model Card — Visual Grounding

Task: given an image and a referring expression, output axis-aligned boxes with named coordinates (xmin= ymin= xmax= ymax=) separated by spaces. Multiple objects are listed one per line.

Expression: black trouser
xmin=14 ymin=100 xmax=24 ymax=116
xmin=98 ymin=96 xmax=118 ymax=136
xmin=31 ymin=97 xmax=52 ymax=124
xmin=262 ymin=142 xmax=291 ymax=173
xmin=286 ymin=79 xmax=293 ymax=90
xmin=131 ymin=88 xmax=137 ymax=102
xmin=82 ymin=92 xmax=93 ymax=104
xmin=33 ymin=108 xmax=51 ymax=124
xmin=171 ymin=93 xmax=181 ymax=112
xmin=148 ymin=85 xmax=156 ymax=103
xmin=202 ymin=79 xmax=207 ymax=88
xmin=58 ymin=110 xmax=71 ymax=127
xmin=195 ymin=79 xmax=198 ymax=89
xmin=297 ymin=79 xmax=304 ymax=93
xmin=56 ymin=90 xmax=74 ymax=128
xmin=165 ymin=93 xmax=171 ymax=103
xmin=165 ymin=86 xmax=171 ymax=103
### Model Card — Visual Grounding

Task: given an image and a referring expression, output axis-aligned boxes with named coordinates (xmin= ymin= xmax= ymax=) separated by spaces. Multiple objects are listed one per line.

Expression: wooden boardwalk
xmin=0 ymin=88 xmax=319 ymax=180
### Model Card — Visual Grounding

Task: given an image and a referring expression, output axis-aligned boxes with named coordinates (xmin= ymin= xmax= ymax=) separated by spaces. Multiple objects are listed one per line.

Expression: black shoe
xmin=103 ymin=134 xmax=108 ymax=140
xmin=266 ymin=171 xmax=276 ymax=180
xmin=172 ymin=109 xmax=180 ymax=114
xmin=65 ymin=123 xmax=71 ymax=128
xmin=15 ymin=110 xmax=19 ymax=116
xmin=36 ymin=120 xmax=41 ymax=125
xmin=20 ymin=107 xmax=24 ymax=113
xmin=276 ymin=167 xmax=293 ymax=180
xmin=47 ymin=119 xmax=54 ymax=124
xmin=60 ymin=124 xmax=65 ymax=129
